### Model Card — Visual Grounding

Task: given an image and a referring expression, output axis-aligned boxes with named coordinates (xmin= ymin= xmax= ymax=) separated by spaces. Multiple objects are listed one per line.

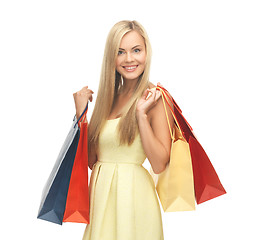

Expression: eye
xmin=134 ymin=48 xmax=141 ymax=53
xmin=118 ymin=50 xmax=124 ymax=55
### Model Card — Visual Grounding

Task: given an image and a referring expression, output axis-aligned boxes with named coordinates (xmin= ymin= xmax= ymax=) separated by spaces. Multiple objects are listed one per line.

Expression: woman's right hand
xmin=73 ymin=86 xmax=94 ymax=119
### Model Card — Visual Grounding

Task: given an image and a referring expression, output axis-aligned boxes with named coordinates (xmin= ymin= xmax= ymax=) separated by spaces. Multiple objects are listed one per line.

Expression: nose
xmin=125 ymin=52 xmax=133 ymax=62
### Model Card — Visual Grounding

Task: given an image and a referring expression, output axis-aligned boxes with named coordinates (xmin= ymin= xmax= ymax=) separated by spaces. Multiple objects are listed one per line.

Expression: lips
xmin=122 ymin=65 xmax=138 ymax=72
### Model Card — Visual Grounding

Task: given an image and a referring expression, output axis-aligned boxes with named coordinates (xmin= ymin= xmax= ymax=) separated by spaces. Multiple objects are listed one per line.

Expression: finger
xmin=89 ymin=95 xmax=93 ymax=102
xmin=148 ymin=88 xmax=158 ymax=100
xmin=148 ymin=87 xmax=156 ymax=94
xmin=150 ymin=88 xmax=157 ymax=101
xmin=157 ymin=82 xmax=164 ymax=90
xmin=88 ymin=89 xmax=94 ymax=93
xmin=155 ymin=91 xmax=161 ymax=101
xmin=151 ymin=89 xmax=160 ymax=102
xmin=86 ymin=90 xmax=93 ymax=95
xmin=142 ymin=89 xmax=150 ymax=100
xmin=145 ymin=88 xmax=155 ymax=101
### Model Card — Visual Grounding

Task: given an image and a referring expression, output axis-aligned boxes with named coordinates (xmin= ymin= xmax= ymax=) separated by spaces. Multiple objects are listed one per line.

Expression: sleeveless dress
xmin=82 ymin=117 xmax=164 ymax=240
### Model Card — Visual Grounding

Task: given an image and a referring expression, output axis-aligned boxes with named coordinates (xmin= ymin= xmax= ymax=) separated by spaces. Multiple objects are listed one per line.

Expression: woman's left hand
xmin=136 ymin=86 xmax=161 ymax=118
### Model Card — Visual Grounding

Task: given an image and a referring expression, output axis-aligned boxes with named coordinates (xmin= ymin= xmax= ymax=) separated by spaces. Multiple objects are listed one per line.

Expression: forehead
xmin=119 ymin=30 xmax=145 ymax=49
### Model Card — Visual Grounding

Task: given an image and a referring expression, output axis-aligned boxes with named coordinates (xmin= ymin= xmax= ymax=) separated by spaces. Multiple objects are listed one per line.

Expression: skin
xmin=73 ymin=86 xmax=93 ymax=119
xmin=74 ymin=30 xmax=174 ymax=174
xmin=116 ymin=30 xmax=147 ymax=91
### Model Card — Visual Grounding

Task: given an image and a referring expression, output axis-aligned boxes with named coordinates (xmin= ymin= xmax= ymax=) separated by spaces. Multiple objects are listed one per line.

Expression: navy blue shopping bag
xmin=37 ymin=104 xmax=88 ymax=225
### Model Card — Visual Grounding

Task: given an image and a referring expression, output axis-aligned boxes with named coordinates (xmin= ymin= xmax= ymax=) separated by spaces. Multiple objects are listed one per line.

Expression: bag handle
xmin=156 ymin=86 xmax=183 ymax=141
xmin=158 ymin=86 xmax=193 ymax=131
xmin=157 ymin=86 xmax=182 ymax=112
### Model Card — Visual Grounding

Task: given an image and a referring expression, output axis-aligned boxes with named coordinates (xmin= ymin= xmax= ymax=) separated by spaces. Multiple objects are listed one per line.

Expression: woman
xmin=73 ymin=20 xmax=174 ymax=240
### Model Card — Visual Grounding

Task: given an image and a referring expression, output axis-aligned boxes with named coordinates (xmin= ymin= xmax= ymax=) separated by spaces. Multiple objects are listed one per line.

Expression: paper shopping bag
xmin=158 ymin=86 xmax=226 ymax=204
xmin=37 ymin=104 xmax=88 ymax=225
xmin=63 ymin=118 xmax=90 ymax=224
xmin=150 ymin=90 xmax=196 ymax=212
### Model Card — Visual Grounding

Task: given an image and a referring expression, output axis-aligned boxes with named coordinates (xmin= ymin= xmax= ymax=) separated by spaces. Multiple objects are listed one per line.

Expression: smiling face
xmin=115 ymin=30 xmax=146 ymax=82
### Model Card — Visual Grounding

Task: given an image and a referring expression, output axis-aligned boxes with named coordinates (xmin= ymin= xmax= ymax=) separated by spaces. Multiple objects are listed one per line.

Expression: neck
xmin=119 ymin=78 xmax=138 ymax=96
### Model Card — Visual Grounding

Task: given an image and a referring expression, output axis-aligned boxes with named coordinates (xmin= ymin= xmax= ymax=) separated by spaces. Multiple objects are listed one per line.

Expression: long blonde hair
xmin=88 ymin=20 xmax=152 ymax=156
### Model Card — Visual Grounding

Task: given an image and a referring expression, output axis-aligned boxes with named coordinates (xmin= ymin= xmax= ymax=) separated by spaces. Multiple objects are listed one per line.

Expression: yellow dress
xmin=82 ymin=117 xmax=164 ymax=240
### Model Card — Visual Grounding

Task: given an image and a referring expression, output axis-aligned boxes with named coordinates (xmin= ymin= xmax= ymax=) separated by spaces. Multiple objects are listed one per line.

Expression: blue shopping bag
xmin=37 ymin=104 xmax=88 ymax=225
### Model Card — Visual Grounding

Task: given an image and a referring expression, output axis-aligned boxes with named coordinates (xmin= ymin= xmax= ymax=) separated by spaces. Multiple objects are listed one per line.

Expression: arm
xmin=136 ymin=89 xmax=174 ymax=174
xmin=87 ymin=123 xmax=98 ymax=170
xmin=88 ymin=145 xmax=97 ymax=170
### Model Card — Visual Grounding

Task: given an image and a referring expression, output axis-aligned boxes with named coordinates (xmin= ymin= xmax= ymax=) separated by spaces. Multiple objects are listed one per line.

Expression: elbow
xmin=153 ymin=166 xmax=165 ymax=174
xmin=88 ymin=157 xmax=97 ymax=171
xmin=154 ymin=165 xmax=166 ymax=174
xmin=153 ymin=168 xmax=163 ymax=174
xmin=153 ymin=158 xmax=169 ymax=174
xmin=88 ymin=163 xmax=93 ymax=171
xmin=154 ymin=145 xmax=171 ymax=174
xmin=88 ymin=161 xmax=97 ymax=171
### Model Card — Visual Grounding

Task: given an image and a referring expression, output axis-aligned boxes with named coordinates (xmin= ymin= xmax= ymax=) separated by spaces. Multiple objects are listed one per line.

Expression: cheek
xmin=115 ymin=58 xmax=121 ymax=69
xmin=139 ymin=52 xmax=147 ymax=65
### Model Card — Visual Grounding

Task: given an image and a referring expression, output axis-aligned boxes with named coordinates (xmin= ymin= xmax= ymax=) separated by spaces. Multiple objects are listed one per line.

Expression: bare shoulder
xmin=148 ymin=82 xmax=156 ymax=88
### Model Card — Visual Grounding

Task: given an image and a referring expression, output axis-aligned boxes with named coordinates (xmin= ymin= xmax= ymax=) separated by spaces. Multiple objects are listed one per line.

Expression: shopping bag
xmin=158 ymin=86 xmax=226 ymax=204
xmin=37 ymin=104 xmax=88 ymax=225
xmin=150 ymin=90 xmax=196 ymax=212
xmin=63 ymin=116 xmax=90 ymax=224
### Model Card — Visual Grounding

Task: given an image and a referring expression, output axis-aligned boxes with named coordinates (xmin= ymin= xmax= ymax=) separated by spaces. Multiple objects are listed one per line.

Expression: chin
xmin=121 ymin=71 xmax=144 ymax=81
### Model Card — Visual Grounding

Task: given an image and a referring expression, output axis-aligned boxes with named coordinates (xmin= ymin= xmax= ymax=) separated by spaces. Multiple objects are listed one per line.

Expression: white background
xmin=1 ymin=0 xmax=264 ymax=239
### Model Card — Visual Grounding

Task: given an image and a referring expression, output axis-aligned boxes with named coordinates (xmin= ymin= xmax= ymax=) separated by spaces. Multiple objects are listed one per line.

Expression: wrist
xmin=136 ymin=110 xmax=147 ymax=121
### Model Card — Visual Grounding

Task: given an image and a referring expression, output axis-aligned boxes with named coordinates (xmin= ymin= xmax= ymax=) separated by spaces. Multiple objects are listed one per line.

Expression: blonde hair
xmin=88 ymin=20 xmax=152 ymax=158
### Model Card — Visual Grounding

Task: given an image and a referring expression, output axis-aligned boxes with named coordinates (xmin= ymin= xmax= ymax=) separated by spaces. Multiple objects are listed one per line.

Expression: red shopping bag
xmin=63 ymin=114 xmax=90 ymax=223
xmin=158 ymin=86 xmax=226 ymax=204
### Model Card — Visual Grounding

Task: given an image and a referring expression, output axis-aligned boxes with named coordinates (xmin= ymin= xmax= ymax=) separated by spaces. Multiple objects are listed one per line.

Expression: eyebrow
xmin=119 ymin=45 xmax=141 ymax=51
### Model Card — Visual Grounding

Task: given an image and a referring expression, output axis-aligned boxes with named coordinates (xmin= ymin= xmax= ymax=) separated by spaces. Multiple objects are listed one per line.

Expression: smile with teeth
xmin=123 ymin=65 xmax=138 ymax=72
